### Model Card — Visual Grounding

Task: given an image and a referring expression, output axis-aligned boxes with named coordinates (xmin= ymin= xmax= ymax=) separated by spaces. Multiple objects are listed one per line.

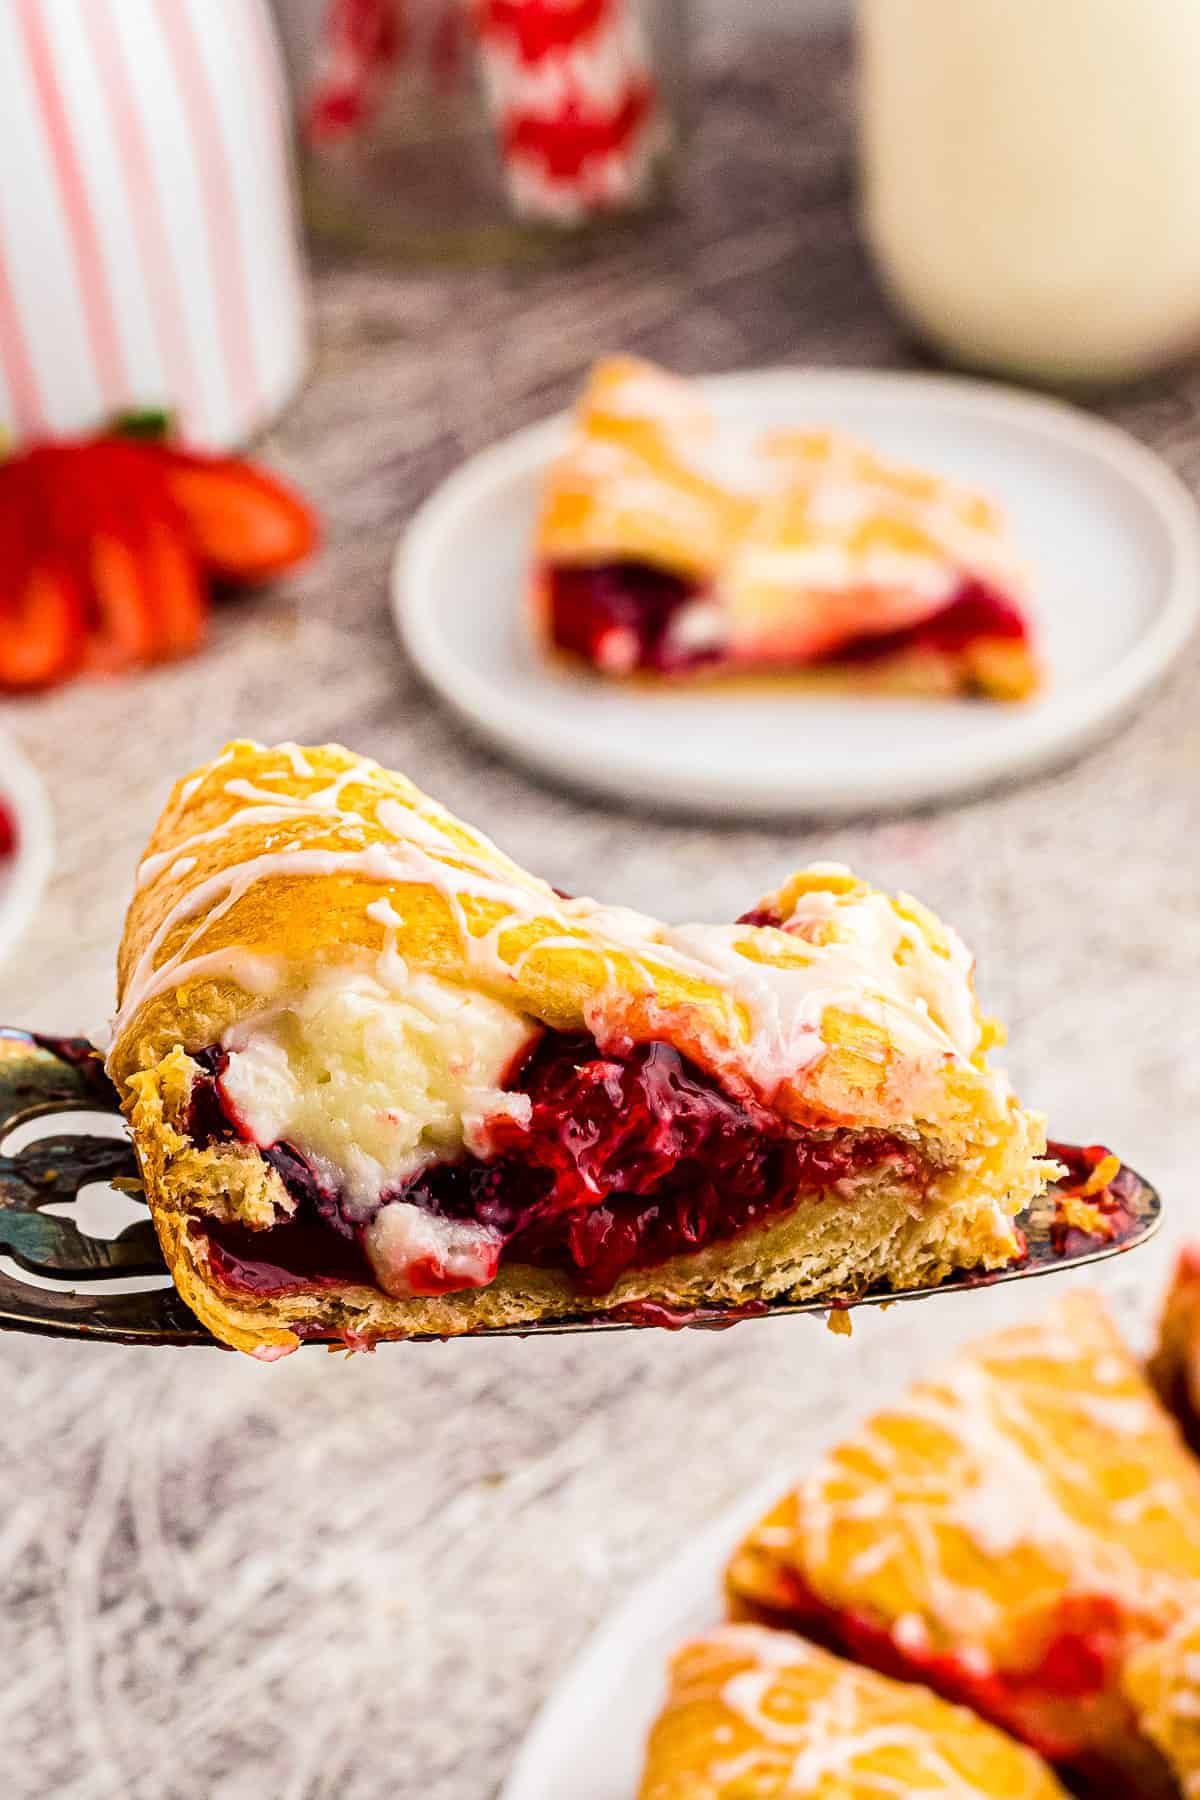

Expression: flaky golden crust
xmin=110 ymin=745 xmax=1037 ymax=1140
xmin=111 ymin=740 xmax=1047 ymax=1357
xmin=107 ymin=739 xmax=821 ymax=1112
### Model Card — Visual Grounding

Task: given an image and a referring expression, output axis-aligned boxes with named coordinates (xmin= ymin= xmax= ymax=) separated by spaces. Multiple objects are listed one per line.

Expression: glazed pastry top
xmin=728 ymin=1292 xmax=1200 ymax=1670
xmin=639 ymin=1624 xmax=1069 ymax=1798
xmin=535 ymin=355 xmax=1030 ymax=620
xmin=108 ymin=741 xmax=1031 ymax=1157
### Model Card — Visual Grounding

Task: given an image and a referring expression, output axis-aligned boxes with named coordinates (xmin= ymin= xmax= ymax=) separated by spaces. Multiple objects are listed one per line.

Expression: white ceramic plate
xmin=499 ymin=1476 xmax=788 ymax=1800
xmin=0 ymin=729 xmax=53 ymax=973
xmin=395 ymin=369 xmax=1200 ymax=817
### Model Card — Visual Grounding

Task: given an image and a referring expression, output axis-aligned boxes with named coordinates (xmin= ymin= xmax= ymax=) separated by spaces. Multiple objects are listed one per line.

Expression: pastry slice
xmin=638 ymin=1624 xmax=1069 ymax=1799
xmin=533 ymin=356 xmax=1041 ymax=698
xmin=725 ymin=1291 xmax=1200 ymax=1795
xmin=107 ymin=739 xmax=1047 ymax=1359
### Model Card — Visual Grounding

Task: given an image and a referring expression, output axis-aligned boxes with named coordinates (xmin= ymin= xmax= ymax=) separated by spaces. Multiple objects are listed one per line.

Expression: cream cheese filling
xmin=217 ymin=973 xmax=537 ymax=1295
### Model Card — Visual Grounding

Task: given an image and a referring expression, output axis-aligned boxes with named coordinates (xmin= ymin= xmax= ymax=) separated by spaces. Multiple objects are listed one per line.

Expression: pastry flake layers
xmin=638 ymin=1624 xmax=1070 ymax=1799
xmin=533 ymin=356 xmax=1041 ymax=698
xmin=108 ymin=740 xmax=1046 ymax=1357
xmin=725 ymin=1291 xmax=1200 ymax=1793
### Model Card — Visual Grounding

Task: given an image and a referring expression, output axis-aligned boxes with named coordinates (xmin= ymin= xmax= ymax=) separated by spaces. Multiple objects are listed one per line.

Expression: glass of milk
xmin=857 ymin=0 xmax=1200 ymax=386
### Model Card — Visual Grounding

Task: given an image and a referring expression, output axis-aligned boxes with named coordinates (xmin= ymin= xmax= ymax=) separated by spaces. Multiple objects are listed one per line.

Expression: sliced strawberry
xmin=0 ymin=430 xmax=313 ymax=689
xmin=0 ymin=561 xmax=86 ymax=688
xmin=67 ymin=438 xmax=200 ymax=670
xmin=33 ymin=440 xmax=154 ymax=671
xmin=142 ymin=513 xmax=207 ymax=658
xmin=85 ymin=527 xmax=164 ymax=671
xmin=159 ymin=449 xmax=318 ymax=582
xmin=0 ymin=458 xmax=87 ymax=690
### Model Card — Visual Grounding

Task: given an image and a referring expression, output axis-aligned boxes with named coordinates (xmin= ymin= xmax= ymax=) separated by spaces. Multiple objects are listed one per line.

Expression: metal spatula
xmin=0 ymin=1028 xmax=1162 ymax=1348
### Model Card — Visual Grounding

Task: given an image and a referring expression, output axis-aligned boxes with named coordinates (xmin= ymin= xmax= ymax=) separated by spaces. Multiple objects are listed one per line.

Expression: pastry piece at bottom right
xmin=1124 ymin=1618 xmax=1200 ymax=1800
xmin=725 ymin=1292 xmax=1200 ymax=1797
xmin=1150 ymin=1245 xmax=1200 ymax=1452
xmin=638 ymin=1623 xmax=1069 ymax=1799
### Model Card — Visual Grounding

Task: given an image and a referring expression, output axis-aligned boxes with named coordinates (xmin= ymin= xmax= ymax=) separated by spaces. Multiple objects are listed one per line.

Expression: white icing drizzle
xmin=366 ymin=896 xmax=410 ymax=991
xmin=111 ymin=747 xmax=994 ymax=1128
xmin=686 ymin=1625 xmax=1055 ymax=1797
xmin=766 ymin=429 xmax=1029 ymax=596
xmin=135 ymin=808 xmax=334 ymax=888
xmin=119 ymin=848 xmax=420 ymax=1021
xmin=727 ymin=541 xmax=960 ymax=605
xmin=552 ymin=436 xmax=728 ymax=546
xmin=787 ymin=1298 xmax=1200 ymax=1658
xmin=136 ymin=948 xmax=285 ymax=1007
xmin=547 ymin=363 xmax=1030 ymax=616
xmin=279 ymin=742 xmax=315 ymax=779
xmin=175 ymin=745 xmax=235 ymax=810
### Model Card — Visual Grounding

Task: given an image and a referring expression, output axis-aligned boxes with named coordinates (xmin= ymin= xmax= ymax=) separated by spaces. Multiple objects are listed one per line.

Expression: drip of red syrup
xmin=605 ymin=1297 xmax=771 ymax=1331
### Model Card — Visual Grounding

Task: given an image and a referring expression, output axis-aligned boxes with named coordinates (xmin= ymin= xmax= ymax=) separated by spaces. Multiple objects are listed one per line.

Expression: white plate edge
xmin=394 ymin=368 xmax=1200 ymax=817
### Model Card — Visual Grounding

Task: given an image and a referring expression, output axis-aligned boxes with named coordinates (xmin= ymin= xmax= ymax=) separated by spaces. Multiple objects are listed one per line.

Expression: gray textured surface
xmin=1 ymin=23 xmax=1197 ymax=1799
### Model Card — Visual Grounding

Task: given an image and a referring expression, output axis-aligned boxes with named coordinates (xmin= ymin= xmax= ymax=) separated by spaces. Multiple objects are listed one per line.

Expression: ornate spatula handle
xmin=0 ymin=1030 xmax=210 ymax=1344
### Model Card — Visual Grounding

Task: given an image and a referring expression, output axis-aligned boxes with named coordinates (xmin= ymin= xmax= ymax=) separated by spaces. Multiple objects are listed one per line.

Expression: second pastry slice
xmin=726 ymin=1291 xmax=1200 ymax=1795
xmin=533 ymin=356 xmax=1042 ymax=699
xmin=107 ymin=740 xmax=1048 ymax=1357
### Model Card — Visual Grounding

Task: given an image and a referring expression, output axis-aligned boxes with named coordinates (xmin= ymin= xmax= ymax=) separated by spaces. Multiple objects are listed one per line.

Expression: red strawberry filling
xmin=546 ymin=562 xmax=714 ymax=675
xmin=187 ymin=1032 xmax=922 ymax=1302
xmin=544 ymin=561 xmax=1030 ymax=679
xmin=1046 ymin=1139 xmax=1143 ymax=1257
xmin=733 ymin=1561 xmax=1136 ymax=1785
xmin=0 ymin=801 xmax=16 ymax=859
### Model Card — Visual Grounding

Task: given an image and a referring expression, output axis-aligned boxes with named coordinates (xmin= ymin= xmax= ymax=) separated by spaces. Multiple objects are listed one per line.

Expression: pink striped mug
xmin=0 ymin=0 xmax=309 ymax=450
